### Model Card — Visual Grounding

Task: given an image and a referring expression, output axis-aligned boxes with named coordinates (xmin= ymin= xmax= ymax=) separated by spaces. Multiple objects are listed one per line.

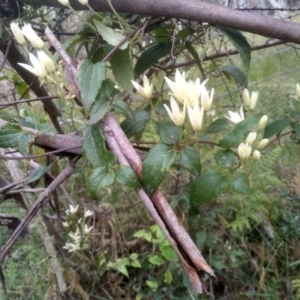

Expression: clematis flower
xmin=83 ymin=224 xmax=93 ymax=234
xmin=252 ymin=150 xmax=261 ymax=161
xmin=165 ymin=69 xmax=187 ymax=103
xmin=201 ymin=87 xmax=214 ymax=111
xmin=188 ymin=104 xmax=204 ymax=131
xmin=226 ymin=105 xmax=245 ymax=124
xmin=257 ymin=115 xmax=268 ymax=130
xmin=238 ymin=142 xmax=252 ymax=160
xmin=131 ymin=75 xmax=153 ymax=99
xmin=18 ymin=53 xmax=47 ymax=80
xmin=37 ymin=51 xmax=56 ymax=73
xmin=66 ymin=204 xmax=79 ymax=215
xmin=10 ymin=22 xmax=26 ymax=46
xmin=164 ymin=97 xmax=186 ymax=127
xmin=84 ymin=210 xmax=93 ymax=218
xmin=21 ymin=23 xmax=45 ymax=49
xmin=245 ymin=131 xmax=257 ymax=146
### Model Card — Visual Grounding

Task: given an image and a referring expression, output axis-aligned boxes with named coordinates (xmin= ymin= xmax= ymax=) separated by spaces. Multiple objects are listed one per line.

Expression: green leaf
xmin=107 ymin=258 xmax=130 ymax=277
xmin=115 ymin=165 xmax=140 ymax=188
xmin=94 ymin=20 xmax=128 ymax=50
xmin=16 ymin=81 xmax=30 ymax=99
xmin=264 ymin=116 xmax=290 ymax=138
xmin=134 ymin=42 xmax=171 ymax=75
xmin=216 ymin=25 xmax=251 ymax=72
xmin=196 ymin=230 xmax=206 ymax=248
xmin=207 ymin=118 xmax=231 ymax=133
xmin=82 ymin=124 xmax=114 ymax=169
xmin=235 ymin=116 xmax=260 ymax=134
xmin=79 ymin=59 xmax=106 ymax=114
xmin=121 ymin=110 xmax=150 ymax=138
xmin=295 ymin=123 xmax=300 ymax=138
xmin=289 ymin=110 xmax=300 ymax=121
xmin=149 ymin=255 xmax=164 ymax=266
xmin=110 ymin=48 xmax=134 ymax=91
xmin=185 ymin=42 xmax=205 ymax=77
xmin=190 ymin=170 xmax=227 ymax=205
xmin=232 ymin=172 xmax=251 ymax=194
xmin=142 ymin=144 xmax=176 ymax=195
xmin=24 ymin=165 xmax=51 ymax=185
xmin=178 ymin=147 xmax=201 ymax=177
xmin=164 ymin=269 xmax=173 ymax=284
xmin=131 ymin=260 xmax=141 ymax=268
xmin=159 ymin=245 xmax=176 ymax=261
xmin=146 ymin=280 xmax=158 ymax=290
xmin=214 ymin=149 xmax=237 ymax=168
xmin=222 ymin=65 xmax=247 ymax=87
xmin=219 ymin=129 xmax=243 ymax=149
xmin=87 ymin=167 xmax=115 ymax=197
xmin=113 ymin=100 xmax=134 ymax=119
xmin=0 ymin=123 xmax=35 ymax=154
xmin=156 ymin=120 xmax=179 ymax=145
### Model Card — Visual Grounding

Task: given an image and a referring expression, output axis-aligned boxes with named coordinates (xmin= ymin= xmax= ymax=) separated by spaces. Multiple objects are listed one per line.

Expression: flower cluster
xmin=163 ymin=69 xmax=214 ymax=131
xmin=63 ymin=204 xmax=94 ymax=253
xmin=225 ymin=90 xmax=269 ymax=162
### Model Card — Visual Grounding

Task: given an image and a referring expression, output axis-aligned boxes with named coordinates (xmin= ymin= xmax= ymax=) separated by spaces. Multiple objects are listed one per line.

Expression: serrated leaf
xmin=82 ymin=124 xmax=114 ymax=169
xmin=232 ymin=172 xmax=251 ymax=194
xmin=178 ymin=147 xmax=201 ymax=177
xmin=219 ymin=129 xmax=243 ymax=149
xmin=149 ymin=255 xmax=164 ymax=266
xmin=111 ymin=48 xmax=134 ymax=91
xmin=156 ymin=120 xmax=179 ymax=145
xmin=87 ymin=167 xmax=115 ymax=197
xmin=115 ymin=165 xmax=140 ymax=188
xmin=79 ymin=59 xmax=106 ymax=114
xmin=0 ymin=123 xmax=35 ymax=154
xmin=134 ymin=42 xmax=171 ymax=75
xmin=264 ymin=116 xmax=290 ymax=138
xmin=113 ymin=100 xmax=134 ymax=119
xmin=94 ymin=20 xmax=128 ymax=50
xmin=142 ymin=144 xmax=176 ymax=195
xmin=214 ymin=149 xmax=237 ymax=168
xmin=222 ymin=65 xmax=247 ymax=86
xmin=24 ymin=165 xmax=51 ymax=185
xmin=120 ymin=110 xmax=150 ymax=138
xmin=207 ymin=118 xmax=231 ymax=133
xmin=216 ymin=25 xmax=251 ymax=72
xmin=190 ymin=170 xmax=227 ymax=205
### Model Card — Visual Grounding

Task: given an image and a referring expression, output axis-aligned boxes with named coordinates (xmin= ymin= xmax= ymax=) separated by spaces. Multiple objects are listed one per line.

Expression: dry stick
xmin=0 ymin=159 xmax=78 ymax=263
xmin=102 ymin=114 xmax=216 ymax=294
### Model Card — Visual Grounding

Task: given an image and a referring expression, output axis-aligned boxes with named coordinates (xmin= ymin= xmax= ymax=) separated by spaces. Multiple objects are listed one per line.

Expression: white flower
xmin=21 ymin=24 xmax=45 ymax=49
xmin=84 ymin=210 xmax=93 ymax=218
xmin=18 ymin=53 xmax=47 ymax=80
xmin=188 ymin=104 xmax=204 ymax=131
xmin=249 ymin=91 xmax=259 ymax=110
xmin=62 ymin=222 xmax=69 ymax=228
xmin=296 ymin=84 xmax=300 ymax=99
xmin=69 ymin=228 xmax=81 ymax=242
xmin=131 ymin=75 xmax=153 ymax=99
xmin=66 ymin=204 xmax=79 ymax=215
xmin=243 ymin=89 xmax=250 ymax=106
xmin=185 ymin=80 xmax=200 ymax=107
xmin=238 ymin=142 xmax=252 ymax=160
xmin=83 ymin=224 xmax=93 ymax=234
xmin=164 ymin=97 xmax=186 ymax=126
xmin=57 ymin=0 xmax=70 ymax=6
xmin=258 ymin=115 xmax=268 ymax=130
xmin=245 ymin=132 xmax=257 ymax=145
xmin=165 ymin=69 xmax=187 ymax=103
xmin=10 ymin=22 xmax=26 ymax=46
xmin=252 ymin=150 xmax=261 ymax=161
xmin=78 ymin=0 xmax=89 ymax=5
xmin=63 ymin=242 xmax=80 ymax=252
xmin=37 ymin=51 xmax=56 ymax=73
xmin=201 ymin=87 xmax=214 ymax=112
xmin=226 ymin=106 xmax=245 ymax=124
xmin=257 ymin=138 xmax=269 ymax=150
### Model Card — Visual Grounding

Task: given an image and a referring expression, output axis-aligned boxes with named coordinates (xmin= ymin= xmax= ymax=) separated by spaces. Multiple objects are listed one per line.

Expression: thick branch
xmin=18 ymin=0 xmax=300 ymax=44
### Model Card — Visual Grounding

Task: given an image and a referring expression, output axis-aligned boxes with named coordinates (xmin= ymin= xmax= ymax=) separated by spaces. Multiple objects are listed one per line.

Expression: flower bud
xmin=201 ymin=88 xmax=214 ymax=111
xmin=78 ymin=0 xmax=89 ymax=5
xmin=58 ymin=0 xmax=70 ymax=5
xmin=252 ymin=150 xmax=261 ymax=161
xmin=296 ymin=84 xmax=300 ymax=100
xmin=258 ymin=115 xmax=268 ymax=130
xmin=249 ymin=91 xmax=259 ymax=110
xmin=10 ymin=22 xmax=26 ymax=46
xmin=242 ymin=89 xmax=250 ymax=106
xmin=238 ymin=142 xmax=252 ymax=160
xmin=245 ymin=131 xmax=257 ymax=145
xmin=37 ymin=51 xmax=56 ymax=73
xmin=257 ymin=138 xmax=269 ymax=150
